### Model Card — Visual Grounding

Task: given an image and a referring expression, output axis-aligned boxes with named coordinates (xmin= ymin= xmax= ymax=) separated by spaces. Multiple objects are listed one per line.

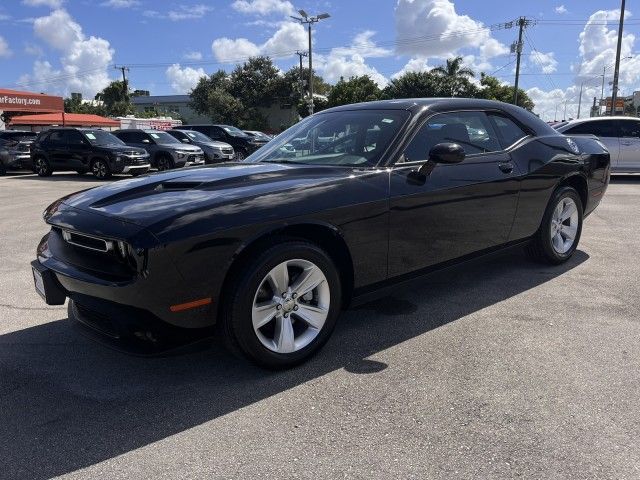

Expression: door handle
xmin=498 ymin=162 xmax=514 ymax=174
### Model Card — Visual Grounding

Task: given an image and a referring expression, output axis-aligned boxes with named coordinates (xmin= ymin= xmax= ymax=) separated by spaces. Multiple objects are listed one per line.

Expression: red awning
xmin=9 ymin=113 xmax=119 ymax=127
xmin=0 ymin=88 xmax=64 ymax=113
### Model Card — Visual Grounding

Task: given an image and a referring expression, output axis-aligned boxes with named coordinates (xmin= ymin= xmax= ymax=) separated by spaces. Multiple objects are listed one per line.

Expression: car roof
xmin=322 ymin=98 xmax=557 ymax=137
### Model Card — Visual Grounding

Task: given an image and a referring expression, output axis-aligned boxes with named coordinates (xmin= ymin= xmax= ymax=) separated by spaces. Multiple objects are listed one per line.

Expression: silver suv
xmin=555 ymin=117 xmax=640 ymax=173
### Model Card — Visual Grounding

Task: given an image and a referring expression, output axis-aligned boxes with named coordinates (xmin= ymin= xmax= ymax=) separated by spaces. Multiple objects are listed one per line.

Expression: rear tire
xmin=219 ymin=240 xmax=342 ymax=369
xmin=34 ymin=157 xmax=52 ymax=177
xmin=234 ymin=149 xmax=246 ymax=161
xmin=91 ymin=158 xmax=112 ymax=180
xmin=526 ymin=186 xmax=583 ymax=264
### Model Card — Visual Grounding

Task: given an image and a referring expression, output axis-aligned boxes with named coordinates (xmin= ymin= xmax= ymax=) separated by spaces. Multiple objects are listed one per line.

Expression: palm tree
xmin=431 ymin=56 xmax=475 ymax=97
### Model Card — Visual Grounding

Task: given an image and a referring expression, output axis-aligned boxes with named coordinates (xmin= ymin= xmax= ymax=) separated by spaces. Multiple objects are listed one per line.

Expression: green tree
xmin=326 ymin=76 xmax=381 ymax=108
xmin=94 ymin=80 xmax=133 ymax=116
xmin=382 ymin=71 xmax=447 ymax=99
xmin=479 ymin=73 xmax=534 ymax=111
xmin=431 ymin=56 xmax=475 ymax=97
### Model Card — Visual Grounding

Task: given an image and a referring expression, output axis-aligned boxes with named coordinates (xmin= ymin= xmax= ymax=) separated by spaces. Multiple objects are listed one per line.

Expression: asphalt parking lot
xmin=1 ymin=171 xmax=639 ymax=479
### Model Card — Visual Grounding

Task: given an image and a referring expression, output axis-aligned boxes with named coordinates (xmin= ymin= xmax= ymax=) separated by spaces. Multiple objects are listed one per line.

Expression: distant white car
xmin=555 ymin=116 xmax=640 ymax=173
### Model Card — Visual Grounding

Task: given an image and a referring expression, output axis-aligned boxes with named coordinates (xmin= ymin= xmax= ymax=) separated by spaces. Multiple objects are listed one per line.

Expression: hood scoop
xmin=88 ymin=179 xmax=203 ymax=209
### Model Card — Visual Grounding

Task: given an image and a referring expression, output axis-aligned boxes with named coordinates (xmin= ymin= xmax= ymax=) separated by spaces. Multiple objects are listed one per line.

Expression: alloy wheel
xmin=157 ymin=157 xmax=171 ymax=171
xmin=36 ymin=158 xmax=48 ymax=176
xmin=252 ymin=259 xmax=330 ymax=354
xmin=92 ymin=160 xmax=107 ymax=179
xmin=235 ymin=151 xmax=245 ymax=161
xmin=550 ymin=197 xmax=579 ymax=254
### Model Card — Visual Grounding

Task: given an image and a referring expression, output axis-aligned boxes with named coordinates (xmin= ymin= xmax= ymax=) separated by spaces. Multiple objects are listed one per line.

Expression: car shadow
xmin=0 ymin=249 xmax=588 ymax=479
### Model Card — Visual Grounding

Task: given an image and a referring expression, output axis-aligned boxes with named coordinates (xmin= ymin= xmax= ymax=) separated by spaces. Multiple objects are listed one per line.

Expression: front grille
xmin=62 ymin=230 xmax=113 ymax=253
xmin=222 ymin=148 xmax=233 ymax=155
xmin=188 ymin=154 xmax=203 ymax=162
xmin=17 ymin=142 xmax=31 ymax=152
xmin=123 ymin=157 xmax=147 ymax=166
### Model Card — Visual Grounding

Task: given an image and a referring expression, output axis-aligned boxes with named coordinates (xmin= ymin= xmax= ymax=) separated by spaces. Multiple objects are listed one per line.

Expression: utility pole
xmin=577 ymin=81 xmax=584 ymax=119
xmin=295 ymin=50 xmax=308 ymax=96
xmin=563 ymin=99 xmax=568 ymax=120
xmin=114 ymin=65 xmax=130 ymax=101
xmin=512 ymin=17 xmax=533 ymax=107
xmin=610 ymin=0 xmax=626 ymax=115
xmin=600 ymin=64 xmax=606 ymax=116
xmin=291 ymin=10 xmax=330 ymax=115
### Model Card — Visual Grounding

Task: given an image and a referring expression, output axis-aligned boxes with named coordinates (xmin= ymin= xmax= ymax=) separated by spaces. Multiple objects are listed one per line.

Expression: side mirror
xmin=429 ymin=142 xmax=465 ymax=164
xmin=416 ymin=143 xmax=465 ymax=176
xmin=142 ymin=139 xmax=151 ymax=144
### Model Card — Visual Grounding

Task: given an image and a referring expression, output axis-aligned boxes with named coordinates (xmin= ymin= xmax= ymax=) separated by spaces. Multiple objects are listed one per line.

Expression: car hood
xmin=199 ymin=141 xmax=232 ymax=149
xmin=164 ymin=143 xmax=202 ymax=152
xmin=58 ymin=162 xmax=357 ymax=237
xmin=98 ymin=144 xmax=147 ymax=155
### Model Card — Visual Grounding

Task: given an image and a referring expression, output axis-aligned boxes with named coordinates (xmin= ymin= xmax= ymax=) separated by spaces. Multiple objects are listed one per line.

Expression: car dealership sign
xmin=0 ymin=89 xmax=64 ymax=113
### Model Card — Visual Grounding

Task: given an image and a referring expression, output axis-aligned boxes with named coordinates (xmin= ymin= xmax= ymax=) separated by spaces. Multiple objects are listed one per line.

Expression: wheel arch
xmin=218 ymin=222 xmax=355 ymax=319
xmin=557 ymin=173 xmax=588 ymax=210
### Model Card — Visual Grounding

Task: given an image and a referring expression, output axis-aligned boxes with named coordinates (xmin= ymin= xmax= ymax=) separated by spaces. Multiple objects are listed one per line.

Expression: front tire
xmin=34 ymin=157 xmax=52 ymax=177
xmin=234 ymin=149 xmax=246 ymax=161
xmin=91 ymin=158 xmax=111 ymax=180
xmin=156 ymin=155 xmax=174 ymax=171
xmin=526 ymin=186 xmax=583 ymax=264
xmin=219 ymin=240 xmax=342 ymax=369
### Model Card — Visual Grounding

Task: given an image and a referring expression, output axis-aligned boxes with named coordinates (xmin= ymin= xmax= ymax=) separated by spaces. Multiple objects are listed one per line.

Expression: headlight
xmin=176 ymin=152 xmax=186 ymax=159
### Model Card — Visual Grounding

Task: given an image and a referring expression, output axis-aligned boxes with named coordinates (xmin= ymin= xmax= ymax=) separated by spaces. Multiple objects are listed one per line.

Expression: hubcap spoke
xmin=274 ymin=315 xmax=295 ymax=353
xmin=561 ymin=202 xmax=577 ymax=221
xmin=252 ymin=300 xmax=278 ymax=329
xmin=294 ymin=304 xmax=328 ymax=329
xmin=291 ymin=265 xmax=324 ymax=296
xmin=267 ymin=261 xmax=289 ymax=295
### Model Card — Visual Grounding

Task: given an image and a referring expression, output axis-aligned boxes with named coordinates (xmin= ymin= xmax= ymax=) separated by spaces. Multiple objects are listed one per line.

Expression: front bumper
xmin=121 ymin=164 xmax=151 ymax=174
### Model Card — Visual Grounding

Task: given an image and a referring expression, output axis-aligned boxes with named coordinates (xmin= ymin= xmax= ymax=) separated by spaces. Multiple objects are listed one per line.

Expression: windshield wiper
xmin=259 ymin=159 xmax=308 ymax=165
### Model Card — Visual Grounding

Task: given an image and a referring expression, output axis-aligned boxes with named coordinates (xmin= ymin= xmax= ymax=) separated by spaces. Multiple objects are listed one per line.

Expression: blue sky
xmin=0 ymin=0 xmax=637 ymax=120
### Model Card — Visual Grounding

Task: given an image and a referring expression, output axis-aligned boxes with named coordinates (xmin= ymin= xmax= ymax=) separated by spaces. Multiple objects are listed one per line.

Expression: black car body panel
xmin=177 ymin=124 xmax=267 ymax=157
xmin=30 ymin=128 xmax=150 ymax=174
xmin=32 ymin=98 xmax=610 ymax=349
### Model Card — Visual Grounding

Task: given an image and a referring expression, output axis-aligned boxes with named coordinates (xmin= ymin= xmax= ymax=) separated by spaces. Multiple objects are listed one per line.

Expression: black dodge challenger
xmin=31 ymin=99 xmax=610 ymax=368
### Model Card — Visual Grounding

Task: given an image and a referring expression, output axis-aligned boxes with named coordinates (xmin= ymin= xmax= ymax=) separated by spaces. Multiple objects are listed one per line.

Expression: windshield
xmin=82 ymin=129 xmax=125 ymax=146
xmin=222 ymin=125 xmax=249 ymax=137
xmin=247 ymin=109 xmax=409 ymax=167
xmin=247 ymin=131 xmax=271 ymax=141
xmin=0 ymin=131 xmax=37 ymax=142
xmin=183 ymin=130 xmax=213 ymax=142
xmin=148 ymin=131 xmax=181 ymax=144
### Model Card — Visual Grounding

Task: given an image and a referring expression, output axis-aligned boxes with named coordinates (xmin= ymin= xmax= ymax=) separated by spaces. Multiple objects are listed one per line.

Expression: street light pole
xmin=610 ymin=0 xmax=626 ymax=116
xmin=291 ymin=10 xmax=330 ymax=115
xmin=577 ymin=81 xmax=584 ymax=119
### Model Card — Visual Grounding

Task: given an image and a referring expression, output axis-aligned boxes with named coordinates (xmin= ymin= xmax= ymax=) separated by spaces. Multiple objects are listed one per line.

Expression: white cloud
xmin=315 ymin=31 xmax=389 ymax=88
xmin=24 ymin=42 xmax=43 ymax=56
xmin=144 ymin=4 xmax=212 ymax=21
xmin=33 ymin=9 xmax=82 ymax=49
xmin=211 ymin=37 xmax=261 ymax=63
xmin=395 ymin=0 xmax=508 ymax=60
xmin=183 ymin=50 xmax=203 ymax=61
xmin=22 ymin=0 xmax=63 ymax=7
xmin=17 ymin=60 xmax=60 ymax=92
xmin=211 ymin=21 xmax=305 ymax=62
xmin=21 ymin=9 xmax=113 ymax=97
xmin=555 ymin=5 xmax=568 ymax=14
xmin=530 ymin=50 xmax=558 ymax=74
xmin=231 ymin=0 xmax=295 ymax=17
xmin=0 ymin=36 xmax=11 ymax=57
xmin=165 ymin=64 xmax=206 ymax=93
xmin=101 ymin=0 xmax=140 ymax=8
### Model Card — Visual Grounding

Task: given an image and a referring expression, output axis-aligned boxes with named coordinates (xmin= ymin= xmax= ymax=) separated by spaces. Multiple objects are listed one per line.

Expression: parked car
xmin=166 ymin=129 xmax=234 ymax=164
xmin=0 ymin=130 xmax=37 ymax=175
xmin=31 ymin=99 xmax=609 ymax=369
xmin=114 ymin=129 xmax=205 ymax=171
xmin=555 ymin=116 xmax=640 ymax=173
xmin=177 ymin=124 xmax=267 ymax=160
xmin=30 ymin=128 xmax=150 ymax=179
xmin=243 ymin=130 xmax=273 ymax=142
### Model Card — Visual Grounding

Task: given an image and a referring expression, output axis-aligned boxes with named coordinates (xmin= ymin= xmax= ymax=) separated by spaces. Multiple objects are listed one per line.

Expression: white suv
xmin=555 ymin=116 xmax=640 ymax=173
